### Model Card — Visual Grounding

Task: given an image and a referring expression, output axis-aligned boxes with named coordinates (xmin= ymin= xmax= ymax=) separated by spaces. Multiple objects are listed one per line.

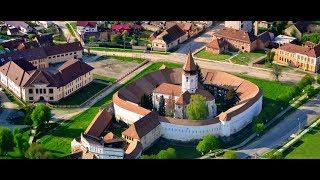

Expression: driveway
xmin=237 ymin=93 xmax=320 ymax=158
xmin=0 ymin=89 xmax=20 ymax=125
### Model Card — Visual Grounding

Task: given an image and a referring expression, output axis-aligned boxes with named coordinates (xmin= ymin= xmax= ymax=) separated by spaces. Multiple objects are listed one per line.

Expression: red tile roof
xmin=85 ymin=108 xmax=112 ymax=138
xmin=206 ymin=38 xmax=228 ymax=50
xmin=277 ymin=42 xmax=320 ymax=58
xmin=183 ymin=51 xmax=197 ymax=72
xmin=214 ymin=27 xmax=257 ymax=43
xmin=122 ymin=111 xmax=160 ymax=140
xmin=153 ymin=83 xmax=181 ymax=96
xmin=77 ymin=21 xmax=97 ymax=27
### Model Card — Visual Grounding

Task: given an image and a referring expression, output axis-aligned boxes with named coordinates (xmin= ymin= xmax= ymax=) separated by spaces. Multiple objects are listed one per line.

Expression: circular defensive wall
xmin=113 ymin=67 xmax=263 ymax=141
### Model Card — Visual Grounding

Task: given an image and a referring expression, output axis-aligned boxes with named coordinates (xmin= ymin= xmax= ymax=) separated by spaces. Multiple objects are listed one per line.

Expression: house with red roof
xmin=76 ymin=21 xmax=98 ymax=36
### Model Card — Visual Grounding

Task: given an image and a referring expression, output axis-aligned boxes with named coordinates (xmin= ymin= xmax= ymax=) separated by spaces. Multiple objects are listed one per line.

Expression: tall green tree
xmin=13 ymin=128 xmax=29 ymax=156
xmin=0 ymin=126 xmax=15 ymax=155
xmin=87 ymin=36 xmax=96 ymax=55
xmin=25 ymin=143 xmax=51 ymax=159
xmin=122 ymin=30 xmax=129 ymax=49
xmin=223 ymin=150 xmax=238 ymax=159
xmin=266 ymin=50 xmax=275 ymax=64
xmin=271 ymin=64 xmax=282 ymax=81
xmin=110 ymin=33 xmax=118 ymax=43
xmin=195 ymin=63 xmax=204 ymax=85
xmin=31 ymin=104 xmax=51 ymax=130
xmin=186 ymin=94 xmax=208 ymax=120
xmin=158 ymin=95 xmax=166 ymax=116
xmin=253 ymin=117 xmax=265 ymax=134
xmin=196 ymin=134 xmax=220 ymax=155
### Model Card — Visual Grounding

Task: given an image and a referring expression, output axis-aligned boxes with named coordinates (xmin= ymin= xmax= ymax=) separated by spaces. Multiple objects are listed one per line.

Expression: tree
xmin=225 ymin=86 xmax=238 ymax=106
xmin=265 ymin=50 xmax=275 ymax=64
xmin=290 ymin=29 xmax=297 ymax=38
xmin=13 ymin=128 xmax=29 ymax=156
xmin=165 ymin=91 xmax=175 ymax=117
xmin=301 ymin=74 xmax=314 ymax=86
xmin=301 ymin=33 xmax=320 ymax=44
xmin=186 ymin=94 xmax=208 ymax=120
xmin=158 ymin=95 xmax=166 ymax=116
xmin=31 ymin=104 xmax=51 ymax=130
xmin=28 ymin=33 xmax=37 ymax=41
xmin=195 ymin=63 xmax=204 ymax=85
xmin=305 ymin=85 xmax=315 ymax=97
xmin=196 ymin=135 xmax=220 ymax=155
xmin=271 ymin=21 xmax=288 ymax=35
xmin=0 ymin=126 xmax=15 ymax=155
xmin=23 ymin=105 xmax=35 ymax=125
xmin=223 ymin=150 xmax=238 ymax=159
xmin=317 ymin=74 xmax=320 ymax=84
xmin=87 ymin=36 xmax=96 ymax=55
xmin=110 ymin=33 xmax=118 ymax=43
xmin=271 ymin=64 xmax=282 ymax=81
xmin=157 ymin=148 xmax=177 ymax=159
xmin=139 ymin=93 xmax=153 ymax=110
xmin=253 ymin=117 xmax=265 ymax=134
xmin=122 ymin=30 xmax=129 ymax=49
xmin=25 ymin=143 xmax=51 ymax=159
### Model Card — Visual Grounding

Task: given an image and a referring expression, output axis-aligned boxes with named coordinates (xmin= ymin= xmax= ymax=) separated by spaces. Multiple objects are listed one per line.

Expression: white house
xmin=76 ymin=21 xmax=98 ymax=36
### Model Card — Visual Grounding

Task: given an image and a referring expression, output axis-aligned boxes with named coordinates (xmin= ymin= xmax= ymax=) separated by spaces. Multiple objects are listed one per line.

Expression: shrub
xmin=196 ymin=135 xmax=220 ymax=154
xmin=223 ymin=150 xmax=238 ymax=159
xmin=317 ymin=74 xmax=320 ymax=84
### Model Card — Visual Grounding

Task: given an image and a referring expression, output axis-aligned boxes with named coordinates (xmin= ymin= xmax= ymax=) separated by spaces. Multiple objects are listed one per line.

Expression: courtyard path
xmin=0 ymin=89 xmax=20 ymax=125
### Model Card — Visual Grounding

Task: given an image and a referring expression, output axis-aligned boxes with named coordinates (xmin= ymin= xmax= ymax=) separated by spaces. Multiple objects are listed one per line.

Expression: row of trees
xmin=0 ymin=126 xmax=51 ymax=158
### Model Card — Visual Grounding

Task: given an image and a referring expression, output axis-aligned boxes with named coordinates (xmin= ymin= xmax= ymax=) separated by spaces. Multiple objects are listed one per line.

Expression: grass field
xmin=90 ymin=46 xmax=169 ymax=55
xmin=93 ymin=74 xmax=117 ymax=84
xmin=51 ymin=81 xmax=108 ymax=106
xmin=230 ymin=50 xmax=266 ymax=65
xmin=66 ymin=23 xmax=76 ymax=37
xmin=194 ymin=49 xmax=232 ymax=61
xmin=284 ymin=125 xmax=320 ymax=159
xmin=236 ymin=74 xmax=296 ymax=121
xmin=142 ymin=138 xmax=201 ymax=159
xmin=39 ymin=61 xmax=182 ymax=157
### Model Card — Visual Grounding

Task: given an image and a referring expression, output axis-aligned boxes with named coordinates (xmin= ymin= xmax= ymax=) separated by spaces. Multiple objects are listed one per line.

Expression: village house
xmin=151 ymin=24 xmax=188 ymax=52
xmin=256 ymin=21 xmax=272 ymax=29
xmin=225 ymin=21 xmax=253 ymax=33
xmin=212 ymin=27 xmax=262 ymax=52
xmin=273 ymin=42 xmax=320 ymax=72
xmin=122 ymin=111 xmax=161 ymax=150
xmin=0 ymin=58 xmax=93 ymax=102
xmin=71 ymin=108 xmax=143 ymax=159
xmin=0 ymin=42 xmax=83 ymax=68
xmin=4 ymin=21 xmax=33 ymax=34
xmin=205 ymin=38 xmax=228 ymax=54
xmin=76 ymin=21 xmax=98 ymax=36
xmin=284 ymin=21 xmax=317 ymax=39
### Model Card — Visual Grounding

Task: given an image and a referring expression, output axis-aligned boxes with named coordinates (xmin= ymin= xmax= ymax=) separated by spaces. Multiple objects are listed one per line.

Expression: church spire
xmin=183 ymin=51 xmax=197 ymax=72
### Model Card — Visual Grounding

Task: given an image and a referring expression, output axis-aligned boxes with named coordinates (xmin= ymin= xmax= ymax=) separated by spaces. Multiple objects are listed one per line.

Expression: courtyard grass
xmin=39 ymin=61 xmax=182 ymax=157
xmin=93 ymin=74 xmax=117 ymax=84
xmin=236 ymin=74 xmax=296 ymax=121
xmin=230 ymin=50 xmax=266 ymax=65
xmin=284 ymin=125 xmax=320 ymax=159
xmin=194 ymin=49 xmax=232 ymax=61
xmin=51 ymin=81 xmax=108 ymax=106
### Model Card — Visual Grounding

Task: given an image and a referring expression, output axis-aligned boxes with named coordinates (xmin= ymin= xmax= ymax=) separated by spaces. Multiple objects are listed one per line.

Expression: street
xmin=237 ymin=93 xmax=320 ymax=158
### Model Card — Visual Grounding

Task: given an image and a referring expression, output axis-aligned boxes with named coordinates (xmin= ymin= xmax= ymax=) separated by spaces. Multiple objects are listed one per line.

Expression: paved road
xmin=174 ymin=22 xmax=224 ymax=55
xmin=91 ymin=50 xmax=303 ymax=83
xmin=237 ymin=93 xmax=320 ymax=158
xmin=53 ymin=21 xmax=76 ymax=43
xmin=0 ymin=89 xmax=20 ymax=125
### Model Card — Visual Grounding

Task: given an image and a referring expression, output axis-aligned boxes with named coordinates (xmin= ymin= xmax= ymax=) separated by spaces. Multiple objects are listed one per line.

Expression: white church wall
xmin=114 ymin=103 xmax=145 ymax=124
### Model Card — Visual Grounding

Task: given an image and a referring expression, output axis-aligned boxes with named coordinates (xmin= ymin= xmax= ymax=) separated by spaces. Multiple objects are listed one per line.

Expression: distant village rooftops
xmin=159 ymin=24 xmax=186 ymax=44
xmin=76 ymin=21 xmax=97 ymax=27
xmin=214 ymin=27 xmax=257 ymax=43
xmin=277 ymin=42 xmax=320 ymax=58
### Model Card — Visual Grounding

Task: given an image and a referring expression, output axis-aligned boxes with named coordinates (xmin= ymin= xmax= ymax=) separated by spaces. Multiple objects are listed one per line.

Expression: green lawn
xmin=66 ymin=23 xmax=76 ymax=37
xmin=142 ymin=138 xmax=201 ymax=159
xmin=89 ymin=46 xmax=169 ymax=55
xmin=69 ymin=22 xmax=77 ymax=31
xmin=285 ymin=125 xmax=320 ymax=159
xmin=194 ymin=49 xmax=232 ymax=61
xmin=93 ymin=74 xmax=117 ymax=84
xmin=39 ymin=61 xmax=182 ymax=157
xmin=51 ymin=81 xmax=108 ymax=106
xmin=236 ymin=74 xmax=296 ymax=121
xmin=230 ymin=50 xmax=266 ymax=65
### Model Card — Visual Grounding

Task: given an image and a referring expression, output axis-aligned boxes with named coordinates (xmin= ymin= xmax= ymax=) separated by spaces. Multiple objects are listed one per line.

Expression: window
xmin=49 ymin=89 xmax=53 ymax=94
xmin=49 ymin=97 xmax=53 ymax=100
xmin=53 ymin=56 xmax=56 ymax=58
xmin=29 ymin=97 xmax=33 ymax=101
xmin=57 ymin=55 xmax=60 ymax=57
xmin=48 ymin=57 xmax=51 ymax=59
xmin=39 ymin=89 xmax=42 ymax=94
xmin=74 ymin=52 xmax=76 ymax=54
xmin=29 ymin=89 xmax=33 ymax=94
xmin=186 ymin=77 xmax=189 ymax=82
xmin=36 ymin=89 xmax=38 ymax=94
xmin=61 ymin=54 xmax=64 ymax=57
xmin=43 ymin=89 xmax=46 ymax=94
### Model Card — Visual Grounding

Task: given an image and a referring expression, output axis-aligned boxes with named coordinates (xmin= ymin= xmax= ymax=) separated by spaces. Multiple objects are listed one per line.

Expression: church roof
xmin=183 ymin=51 xmax=197 ymax=72
xmin=175 ymin=89 xmax=214 ymax=105
xmin=153 ymin=83 xmax=181 ymax=97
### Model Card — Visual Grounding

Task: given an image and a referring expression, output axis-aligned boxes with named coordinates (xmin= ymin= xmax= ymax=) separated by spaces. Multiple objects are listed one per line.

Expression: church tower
xmin=182 ymin=51 xmax=198 ymax=93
